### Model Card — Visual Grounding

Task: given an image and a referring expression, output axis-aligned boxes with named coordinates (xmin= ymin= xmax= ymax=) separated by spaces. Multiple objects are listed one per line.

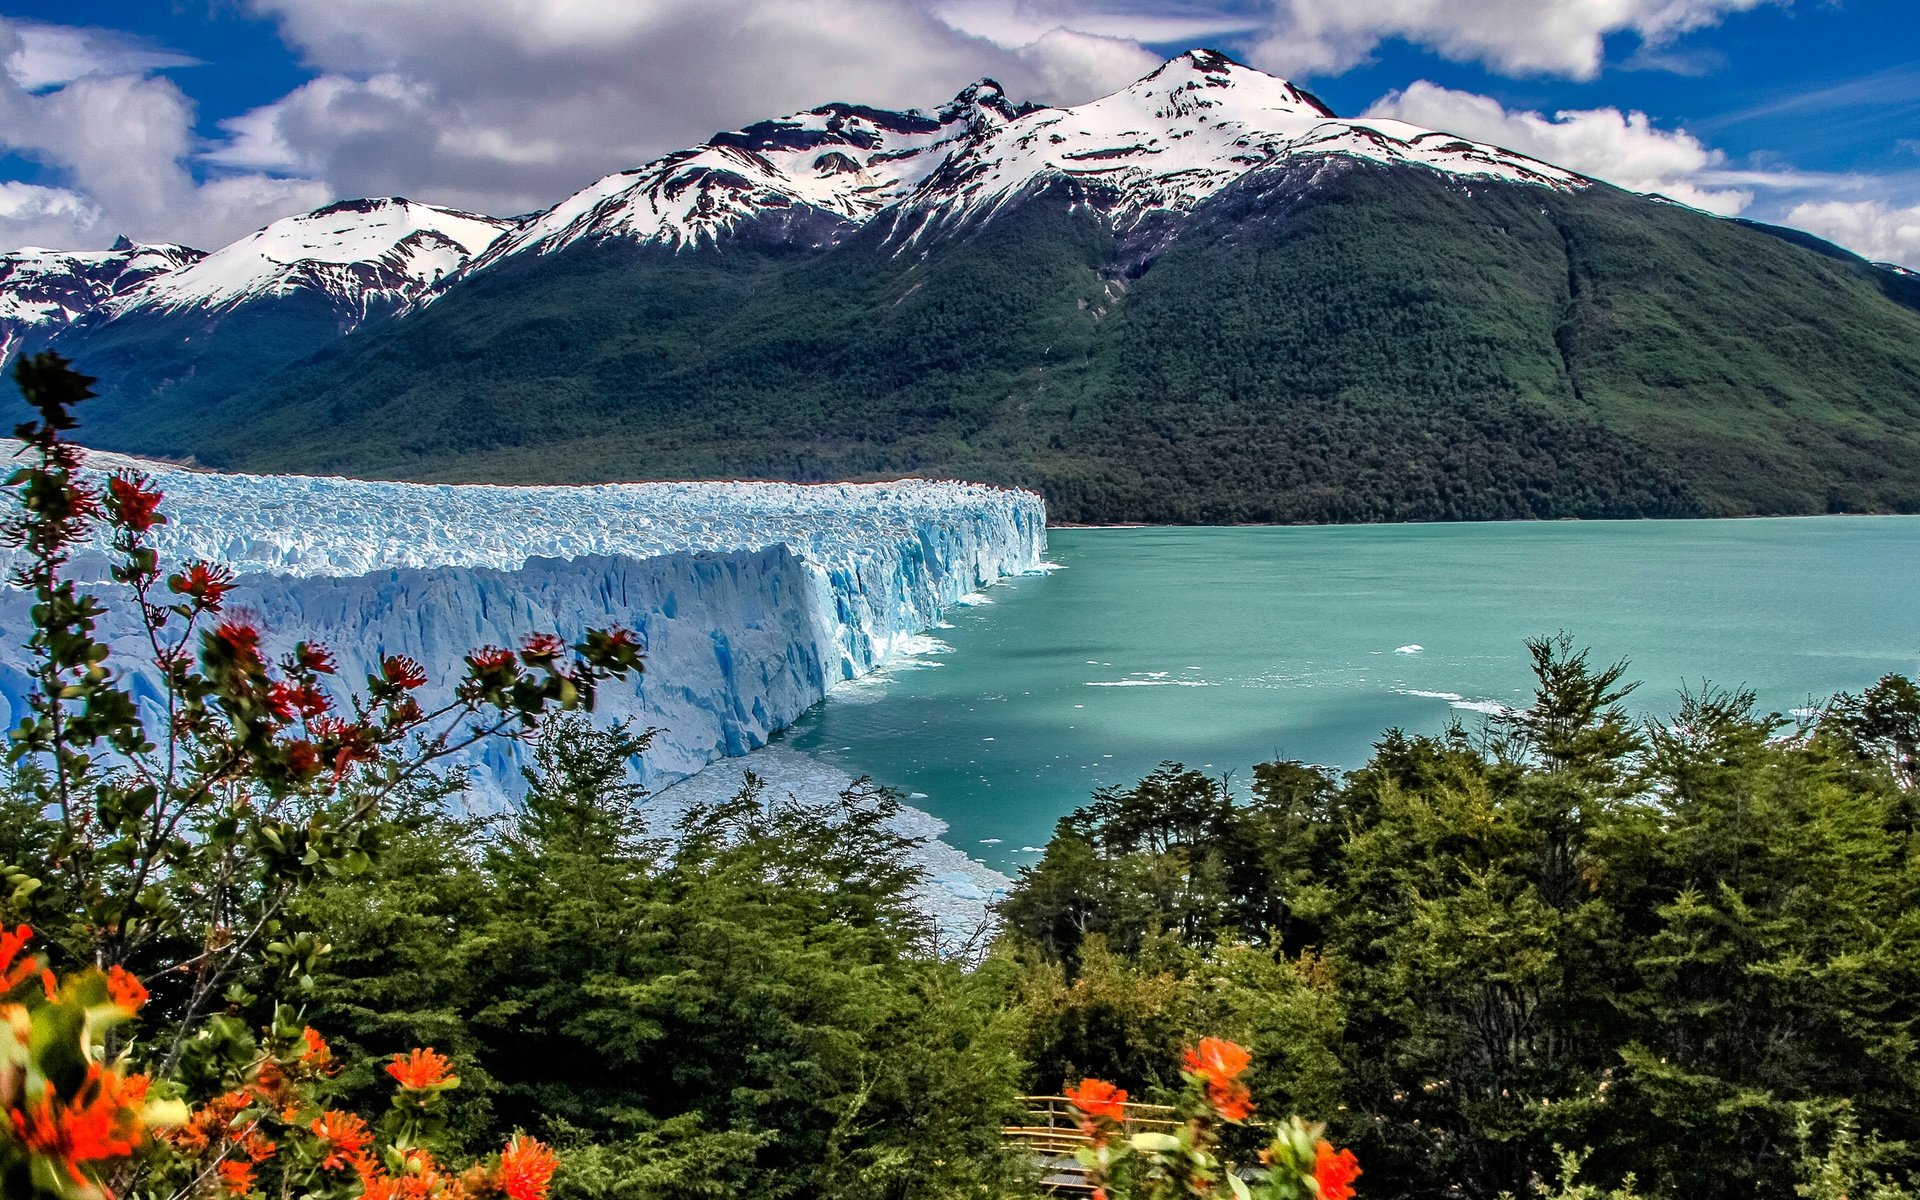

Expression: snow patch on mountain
xmin=108 ymin=198 xmax=513 ymax=319
xmin=0 ymin=239 xmax=202 ymax=362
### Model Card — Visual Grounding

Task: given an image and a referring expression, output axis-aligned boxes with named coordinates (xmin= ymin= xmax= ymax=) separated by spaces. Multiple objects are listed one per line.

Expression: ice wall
xmin=0 ymin=445 xmax=1048 ymax=791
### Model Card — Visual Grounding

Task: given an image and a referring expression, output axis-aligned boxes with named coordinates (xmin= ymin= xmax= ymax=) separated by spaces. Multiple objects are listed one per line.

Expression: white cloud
xmin=2 ymin=21 xmax=199 ymax=91
xmin=1784 ymin=199 xmax=1920 ymax=268
xmin=0 ymin=181 xmax=100 ymax=247
xmin=1247 ymin=0 xmax=1775 ymax=81
xmin=1368 ymin=80 xmax=1756 ymax=214
xmin=935 ymin=0 xmax=1259 ymax=45
xmin=0 ymin=18 xmax=329 ymax=252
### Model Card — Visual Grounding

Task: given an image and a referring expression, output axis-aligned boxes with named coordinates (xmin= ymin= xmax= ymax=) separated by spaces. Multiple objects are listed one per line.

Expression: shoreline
xmin=1048 ymin=511 xmax=1919 ymax=530
xmin=645 ymin=745 xmax=1013 ymax=949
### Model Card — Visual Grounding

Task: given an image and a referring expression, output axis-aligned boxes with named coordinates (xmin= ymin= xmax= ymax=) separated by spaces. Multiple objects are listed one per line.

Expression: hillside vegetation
xmin=54 ymin=161 xmax=1920 ymax=524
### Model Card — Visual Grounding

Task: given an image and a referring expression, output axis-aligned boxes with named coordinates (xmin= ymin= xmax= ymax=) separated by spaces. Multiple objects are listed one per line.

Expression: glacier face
xmin=0 ymin=445 xmax=1047 ymax=792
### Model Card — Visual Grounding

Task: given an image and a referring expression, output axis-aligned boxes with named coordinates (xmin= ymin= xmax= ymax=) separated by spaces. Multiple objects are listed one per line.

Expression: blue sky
xmin=1 ymin=0 xmax=1916 ymax=263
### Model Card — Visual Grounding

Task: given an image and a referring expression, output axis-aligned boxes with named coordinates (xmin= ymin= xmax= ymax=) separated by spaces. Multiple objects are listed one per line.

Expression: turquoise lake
xmin=779 ymin=518 xmax=1920 ymax=872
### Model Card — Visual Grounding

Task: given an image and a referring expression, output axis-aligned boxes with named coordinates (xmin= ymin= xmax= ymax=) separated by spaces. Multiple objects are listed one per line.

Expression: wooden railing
xmin=1003 ymin=1095 xmax=1180 ymax=1193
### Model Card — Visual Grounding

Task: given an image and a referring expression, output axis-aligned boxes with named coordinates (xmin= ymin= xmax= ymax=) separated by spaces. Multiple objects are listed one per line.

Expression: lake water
xmin=778 ymin=518 xmax=1920 ymax=871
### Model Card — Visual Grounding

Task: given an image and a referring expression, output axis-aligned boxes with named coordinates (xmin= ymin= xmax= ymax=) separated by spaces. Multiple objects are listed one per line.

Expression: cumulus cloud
xmin=1247 ymin=0 xmax=1774 ymax=81
xmin=0 ymin=18 xmax=328 ymax=251
xmin=0 ymin=181 xmax=100 ymax=247
xmin=1368 ymin=80 xmax=1758 ymax=214
xmin=1785 ymin=200 xmax=1920 ymax=269
xmin=220 ymin=0 xmax=1161 ymax=217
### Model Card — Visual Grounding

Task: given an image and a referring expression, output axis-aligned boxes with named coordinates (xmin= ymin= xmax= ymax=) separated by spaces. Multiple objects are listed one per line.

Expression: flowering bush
xmin=4 ymin=924 xmax=561 ymax=1200
xmin=0 ymin=351 xmax=640 ymax=1071
xmin=0 ymin=352 xmax=633 ymax=1198
xmin=153 ymin=1023 xmax=556 ymax=1200
xmin=1067 ymin=1037 xmax=1360 ymax=1200
xmin=1 ymin=925 xmax=184 ymax=1199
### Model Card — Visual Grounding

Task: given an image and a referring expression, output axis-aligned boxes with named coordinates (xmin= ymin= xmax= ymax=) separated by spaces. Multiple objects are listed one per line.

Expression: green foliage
xmin=299 ymin=716 xmax=1032 ymax=1199
xmin=1000 ymin=638 xmax=1920 ymax=1200
xmin=45 ymin=164 xmax=1920 ymax=523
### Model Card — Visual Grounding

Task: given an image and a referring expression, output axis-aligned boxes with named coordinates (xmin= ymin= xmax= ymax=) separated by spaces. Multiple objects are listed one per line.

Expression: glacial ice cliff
xmin=0 ymin=445 xmax=1048 ymax=793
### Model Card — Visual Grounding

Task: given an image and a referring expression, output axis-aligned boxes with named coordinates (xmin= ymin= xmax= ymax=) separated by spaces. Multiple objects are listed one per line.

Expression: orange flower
xmin=359 ymin=1177 xmax=400 ymax=1200
xmin=310 ymin=1110 xmax=373 ymax=1171
xmin=0 ymin=924 xmax=35 ymax=992
xmin=1314 ymin=1139 xmax=1362 ymax=1200
xmin=106 ymin=964 xmax=149 ymax=1013
xmin=300 ymin=1026 xmax=335 ymax=1070
xmin=386 ymin=1048 xmax=454 ymax=1090
xmin=9 ymin=1065 xmax=146 ymax=1185
xmin=1064 ymin=1078 xmax=1129 ymax=1124
xmin=1182 ymin=1037 xmax=1251 ymax=1083
xmin=217 ymin=1158 xmax=258 ymax=1196
xmin=232 ymin=1127 xmax=276 ymax=1164
xmin=497 ymin=1135 xmax=560 ymax=1200
xmin=1206 ymin=1078 xmax=1255 ymax=1122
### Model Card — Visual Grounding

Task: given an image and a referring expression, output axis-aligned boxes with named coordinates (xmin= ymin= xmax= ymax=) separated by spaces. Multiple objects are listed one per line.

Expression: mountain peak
xmin=942 ymin=78 xmax=1026 ymax=126
xmin=108 ymin=198 xmax=512 ymax=319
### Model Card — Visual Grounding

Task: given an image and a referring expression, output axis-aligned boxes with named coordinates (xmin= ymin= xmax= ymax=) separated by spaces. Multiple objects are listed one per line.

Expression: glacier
xmin=0 ymin=444 xmax=1048 ymax=796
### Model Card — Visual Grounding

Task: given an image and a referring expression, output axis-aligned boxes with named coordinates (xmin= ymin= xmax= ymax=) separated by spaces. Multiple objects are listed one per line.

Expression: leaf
xmin=1130 ymin=1131 xmax=1182 ymax=1153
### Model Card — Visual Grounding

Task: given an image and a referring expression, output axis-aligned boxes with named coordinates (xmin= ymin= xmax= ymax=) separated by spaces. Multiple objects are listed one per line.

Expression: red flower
xmin=1183 ymin=1037 xmax=1251 ymax=1083
xmin=106 ymin=964 xmax=148 ymax=1014
xmin=1314 ymin=1139 xmax=1362 ymax=1200
xmin=385 ymin=1048 xmax=454 ymax=1090
xmin=285 ymin=741 xmax=321 ymax=777
xmin=217 ymin=1158 xmax=257 ymax=1196
xmin=521 ymin=633 xmax=567 ymax=662
xmin=382 ymin=655 xmax=428 ymax=690
xmin=466 ymin=646 xmax=515 ymax=673
xmin=268 ymin=681 xmax=331 ymax=721
xmin=497 ymin=1135 xmax=560 ymax=1200
xmin=311 ymin=718 xmax=378 ymax=780
xmin=310 ymin=1110 xmax=372 ymax=1171
xmin=295 ymin=642 xmax=337 ymax=674
xmin=107 ymin=473 xmax=165 ymax=534
xmin=212 ymin=618 xmax=265 ymax=670
xmin=1064 ymin=1078 xmax=1129 ymax=1124
xmin=170 ymin=561 xmax=235 ymax=610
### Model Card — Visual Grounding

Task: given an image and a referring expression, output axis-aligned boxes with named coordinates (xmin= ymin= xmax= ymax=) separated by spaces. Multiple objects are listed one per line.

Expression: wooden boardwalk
xmin=1002 ymin=1095 xmax=1180 ymax=1193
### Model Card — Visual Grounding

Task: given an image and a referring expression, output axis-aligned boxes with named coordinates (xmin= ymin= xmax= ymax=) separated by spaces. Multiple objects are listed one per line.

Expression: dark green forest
xmin=16 ymin=636 xmax=1915 ymax=1199
xmin=47 ymin=161 xmax=1920 ymax=524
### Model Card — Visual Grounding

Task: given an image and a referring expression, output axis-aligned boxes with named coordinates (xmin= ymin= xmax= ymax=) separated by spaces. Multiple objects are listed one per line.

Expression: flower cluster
xmin=1 ymin=928 xmax=183 ymax=1200
xmin=1064 ymin=1039 xmax=1360 ymax=1200
xmin=158 ymin=1032 xmax=557 ymax=1200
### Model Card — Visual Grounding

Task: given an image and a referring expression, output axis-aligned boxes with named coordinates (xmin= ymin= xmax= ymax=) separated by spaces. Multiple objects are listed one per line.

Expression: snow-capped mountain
xmin=106 ymin=197 xmax=513 ymax=322
xmin=0 ymin=238 xmax=202 ymax=363
xmin=470 ymin=82 xmax=1028 ymax=263
xmin=0 ymin=52 xmax=1611 ymax=336
xmin=468 ymin=49 xmax=1584 ymax=265
xmin=887 ymin=49 xmax=1583 ymax=236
